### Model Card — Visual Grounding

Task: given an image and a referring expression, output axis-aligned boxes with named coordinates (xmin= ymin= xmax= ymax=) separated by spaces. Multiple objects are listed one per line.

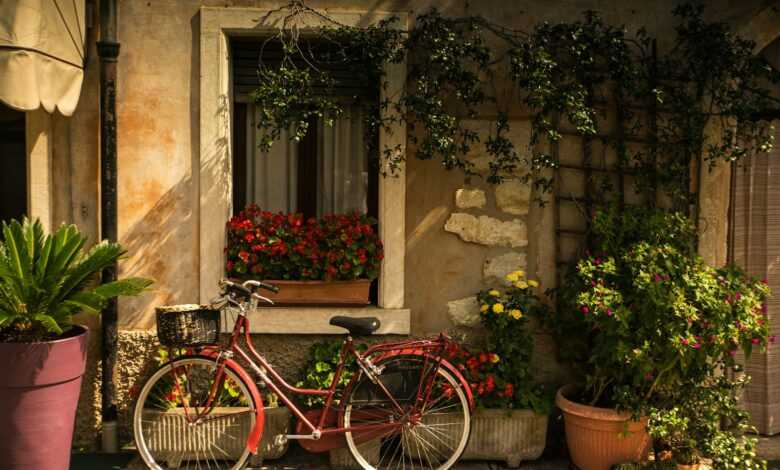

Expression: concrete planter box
xmin=462 ymin=409 xmax=548 ymax=467
xmin=329 ymin=409 xmax=547 ymax=468
xmin=420 ymin=409 xmax=548 ymax=467
xmin=141 ymin=406 xmax=291 ymax=465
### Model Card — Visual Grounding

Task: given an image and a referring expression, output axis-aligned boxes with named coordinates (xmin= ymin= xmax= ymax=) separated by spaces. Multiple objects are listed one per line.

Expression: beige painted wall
xmin=82 ymin=0 xmax=769 ymax=333
xmin=50 ymin=0 xmax=780 ymax=447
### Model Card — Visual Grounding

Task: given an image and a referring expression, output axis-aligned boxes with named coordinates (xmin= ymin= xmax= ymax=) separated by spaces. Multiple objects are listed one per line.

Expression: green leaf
xmin=93 ymin=278 xmax=153 ymax=299
xmin=33 ymin=313 xmax=62 ymax=335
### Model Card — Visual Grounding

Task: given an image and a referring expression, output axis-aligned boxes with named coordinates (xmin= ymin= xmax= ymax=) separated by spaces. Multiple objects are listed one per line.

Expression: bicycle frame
xmin=179 ymin=298 xmax=467 ymax=456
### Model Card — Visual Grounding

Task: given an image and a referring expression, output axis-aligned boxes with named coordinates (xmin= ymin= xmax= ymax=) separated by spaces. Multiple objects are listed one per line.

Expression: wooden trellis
xmin=553 ymin=42 xmax=661 ymax=283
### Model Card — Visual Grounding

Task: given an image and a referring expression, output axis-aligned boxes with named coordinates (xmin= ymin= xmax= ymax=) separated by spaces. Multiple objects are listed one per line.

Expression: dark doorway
xmin=0 ymin=104 xmax=28 ymax=222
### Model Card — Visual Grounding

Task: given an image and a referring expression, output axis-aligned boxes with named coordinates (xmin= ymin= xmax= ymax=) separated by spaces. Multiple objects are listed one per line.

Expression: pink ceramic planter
xmin=0 ymin=325 xmax=89 ymax=470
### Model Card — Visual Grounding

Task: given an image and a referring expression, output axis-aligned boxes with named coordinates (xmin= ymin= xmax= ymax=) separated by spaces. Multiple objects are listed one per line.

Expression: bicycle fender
xmin=196 ymin=351 xmax=265 ymax=455
xmin=372 ymin=350 xmax=476 ymax=411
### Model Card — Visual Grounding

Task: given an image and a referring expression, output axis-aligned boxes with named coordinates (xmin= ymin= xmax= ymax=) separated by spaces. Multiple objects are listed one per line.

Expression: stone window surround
xmin=199 ymin=7 xmax=409 ymax=334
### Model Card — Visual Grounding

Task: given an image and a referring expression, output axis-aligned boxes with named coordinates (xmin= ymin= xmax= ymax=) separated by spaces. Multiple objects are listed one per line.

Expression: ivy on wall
xmin=250 ymin=2 xmax=780 ymax=216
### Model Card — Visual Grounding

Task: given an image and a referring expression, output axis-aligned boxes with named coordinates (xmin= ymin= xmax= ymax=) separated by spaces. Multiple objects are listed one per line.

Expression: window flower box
xmin=259 ymin=279 xmax=371 ymax=306
xmin=226 ymin=206 xmax=382 ymax=306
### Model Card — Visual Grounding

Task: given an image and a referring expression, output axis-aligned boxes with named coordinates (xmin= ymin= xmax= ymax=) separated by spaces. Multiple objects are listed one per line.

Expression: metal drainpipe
xmin=96 ymin=0 xmax=120 ymax=453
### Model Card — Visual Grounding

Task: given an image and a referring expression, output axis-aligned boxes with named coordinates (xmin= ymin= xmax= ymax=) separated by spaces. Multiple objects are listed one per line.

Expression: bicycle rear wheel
xmin=342 ymin=356 xmax=471 ymax=470
xmin=133 ymin=356 xmax=256 ymax=470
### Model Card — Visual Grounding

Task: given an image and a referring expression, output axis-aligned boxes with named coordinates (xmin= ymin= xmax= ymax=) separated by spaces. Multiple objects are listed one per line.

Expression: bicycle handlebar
xmin=243 ymin=279 xmax=280 ymax=293
xmin=219 ymin=279 xmax=279 ymax=307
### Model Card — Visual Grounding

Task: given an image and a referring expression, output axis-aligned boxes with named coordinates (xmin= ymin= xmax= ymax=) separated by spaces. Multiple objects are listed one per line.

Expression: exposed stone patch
xmin=461 ymin=119 xmax=532 ymax=176
xmin=447 ymin=296 xmax=481 ymax=327
xmin=495 ymin=180 xmax=531 ymax=215
xmin=454 ymin=188 xmax=486 ymax=209
xmin=483 ymin=251 xmax=528 ymax=285
xmin=444 ymin=213 xmax=528 ymax=248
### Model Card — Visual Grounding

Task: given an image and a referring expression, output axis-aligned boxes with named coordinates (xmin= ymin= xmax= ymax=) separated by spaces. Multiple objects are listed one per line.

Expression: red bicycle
xmin=133 ymin=279 xmax=474 ymax=469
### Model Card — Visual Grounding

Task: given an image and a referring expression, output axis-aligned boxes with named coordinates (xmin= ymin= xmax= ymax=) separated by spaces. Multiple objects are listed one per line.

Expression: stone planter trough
xmin=140 ymin=405 xmax=291 ymax=465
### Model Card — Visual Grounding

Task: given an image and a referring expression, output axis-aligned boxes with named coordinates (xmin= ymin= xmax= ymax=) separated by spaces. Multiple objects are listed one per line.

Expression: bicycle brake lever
xmin=252 ymin=293 xmax=274 ymax=305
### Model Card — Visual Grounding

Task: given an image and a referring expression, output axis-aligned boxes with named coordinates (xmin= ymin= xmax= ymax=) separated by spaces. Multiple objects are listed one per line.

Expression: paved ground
xmin=70 ymin=437 xmax=780 ymax=470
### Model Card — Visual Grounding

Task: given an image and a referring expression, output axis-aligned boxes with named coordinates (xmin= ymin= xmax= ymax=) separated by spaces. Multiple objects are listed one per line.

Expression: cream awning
xmin=0 ymin=0 xmax=86 ymax=116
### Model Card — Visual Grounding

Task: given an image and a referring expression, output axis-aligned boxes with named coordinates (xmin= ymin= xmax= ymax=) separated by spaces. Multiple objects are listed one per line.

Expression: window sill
xmin=223 ymin=306 xmax=410 ymax=335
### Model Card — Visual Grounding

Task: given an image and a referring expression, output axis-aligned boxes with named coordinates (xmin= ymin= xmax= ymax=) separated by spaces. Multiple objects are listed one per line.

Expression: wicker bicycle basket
xmin=156 ymin=304 xmax=220 ymax=347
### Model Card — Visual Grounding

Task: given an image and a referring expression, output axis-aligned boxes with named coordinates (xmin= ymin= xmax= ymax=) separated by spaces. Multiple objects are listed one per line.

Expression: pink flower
xmin=752 ymin=338 xmax=761 ymax=345
xmin=581 ymin=306 xmax=589 ymax=314
xmin=735 ymin=292 xmax=742 ymax=300
xmin=692 ymin=342 xmax=701 ymax=350
xmin=654 ymin=274 xmax=662 ymax=283
xmin=770 ymin=335 xmax=777 ymax=344
xmin=606 ymin=308 xmax=613 ymax=317
xmin=681 ymin=338 xmax=689 ymax=346
xmin=729 ymin=350 xmax=737 ymax=357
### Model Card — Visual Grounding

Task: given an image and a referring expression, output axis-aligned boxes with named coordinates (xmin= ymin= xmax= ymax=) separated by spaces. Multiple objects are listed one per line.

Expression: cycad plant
xmin=0 ymin=218 xmax=152 ymax=342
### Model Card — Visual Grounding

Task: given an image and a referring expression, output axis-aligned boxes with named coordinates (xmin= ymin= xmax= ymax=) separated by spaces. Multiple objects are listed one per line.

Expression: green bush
xmin=296 ymin=339 xmax=366 ymax=408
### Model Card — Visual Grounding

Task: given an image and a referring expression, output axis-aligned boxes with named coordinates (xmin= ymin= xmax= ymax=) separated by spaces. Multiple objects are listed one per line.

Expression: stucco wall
xmin=56 ymin=0 xmax=779 ymax=447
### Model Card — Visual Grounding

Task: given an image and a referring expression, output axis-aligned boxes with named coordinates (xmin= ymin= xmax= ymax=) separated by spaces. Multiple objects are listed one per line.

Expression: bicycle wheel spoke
xmin=344 ymin=356 xmax=470 ymax=470
xmin=407 ymin=428 xmax=443 ymax=464
xmin=134 ymin=357 xmax=255 ymax=470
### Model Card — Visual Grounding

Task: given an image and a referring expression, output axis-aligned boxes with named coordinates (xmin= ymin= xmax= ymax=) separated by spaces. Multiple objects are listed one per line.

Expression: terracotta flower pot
xmin=0 ymin=325 xmax=89 ymax=470
xmin=676 ymin=464 xmax=701 ymax=470
xmin=260 ymin=279 xmax=371 ymax=306
xmin=556 ymin=384 xmax=650 ymax=470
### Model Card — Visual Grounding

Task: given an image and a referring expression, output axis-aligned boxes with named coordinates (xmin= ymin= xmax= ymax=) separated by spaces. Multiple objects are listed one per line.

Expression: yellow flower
xmin=489 ymin=289 xmax=500 ymax=297
xmin=527 ymin=279 xmax=539 ymax=288
xmin=492 ymin=303 xmax=504 ymax=314
xmin=480 ymin=304 xmax=489 ymax=313
xmin=515 ymin=280 xmax=528 ymax=289
xmin=491 ymin=353 xmax=500 ymax=363
xmin=510 ymin=309 xmax=523 ymax=319
xmin=505 ymin=272 xmax=519 ymax=282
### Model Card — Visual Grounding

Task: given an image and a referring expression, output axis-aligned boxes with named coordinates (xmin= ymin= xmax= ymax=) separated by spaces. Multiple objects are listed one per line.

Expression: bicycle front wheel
xmin=133 ymin=356 xmax=257 ymax=470
xmin=342 ymin=356 xmax=471 ymax=470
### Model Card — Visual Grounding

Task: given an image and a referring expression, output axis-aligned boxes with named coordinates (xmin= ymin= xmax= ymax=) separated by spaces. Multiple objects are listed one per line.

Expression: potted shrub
xmin=438 ymin=272 xmax=551 ymax=467
xmin=539 ymin=207 xmax=770 ymax=470
xmin=647 ymin=374 xmax=766 ymax=470
xmin=0 ymin=219 xmax=151 ymax=470
xmin=226 ymin=205 xmax=383 ymax=305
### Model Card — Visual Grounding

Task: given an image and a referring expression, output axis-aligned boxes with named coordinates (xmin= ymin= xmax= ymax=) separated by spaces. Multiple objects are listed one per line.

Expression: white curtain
xmin=246 ymin=103 xmax=368 ymax=215
xmin=246 ymin=106 xmax=298 ymax=213
xmin=317 ymin=104 xmax=368 ymax=215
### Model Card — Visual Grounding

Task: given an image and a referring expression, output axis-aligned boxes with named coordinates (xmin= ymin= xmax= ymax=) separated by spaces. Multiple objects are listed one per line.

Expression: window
xmin=0 ymin=103 xmax=27 ymax=222
xmin=231 ymin=38 xmax=378 ymax=220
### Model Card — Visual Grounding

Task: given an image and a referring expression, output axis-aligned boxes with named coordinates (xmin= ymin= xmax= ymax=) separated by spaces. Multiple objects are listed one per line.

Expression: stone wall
xmin=59 ymin=0 xmax=777 ymax=447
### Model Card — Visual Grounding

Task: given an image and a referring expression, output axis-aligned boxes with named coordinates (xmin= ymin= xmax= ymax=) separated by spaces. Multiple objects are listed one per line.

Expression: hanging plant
xmin=249 ymin=2 xmax=779 ymax=213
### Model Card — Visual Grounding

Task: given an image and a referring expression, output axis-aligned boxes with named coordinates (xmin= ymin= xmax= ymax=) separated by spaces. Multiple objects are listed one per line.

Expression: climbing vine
xmin=250 ymin=1 xmax=779 ymax=214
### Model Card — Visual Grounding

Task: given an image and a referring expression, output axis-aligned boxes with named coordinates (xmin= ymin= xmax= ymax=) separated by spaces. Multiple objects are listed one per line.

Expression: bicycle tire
xmin=342 ymin=355 xmax=471 ymax=470
xmin=133 ymin=356 xmax=257 ymax=470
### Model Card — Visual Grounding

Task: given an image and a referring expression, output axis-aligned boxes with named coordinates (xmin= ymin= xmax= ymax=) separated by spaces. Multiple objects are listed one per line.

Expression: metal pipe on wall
xmin=96 ymin=0 xmax=119 ymax=453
